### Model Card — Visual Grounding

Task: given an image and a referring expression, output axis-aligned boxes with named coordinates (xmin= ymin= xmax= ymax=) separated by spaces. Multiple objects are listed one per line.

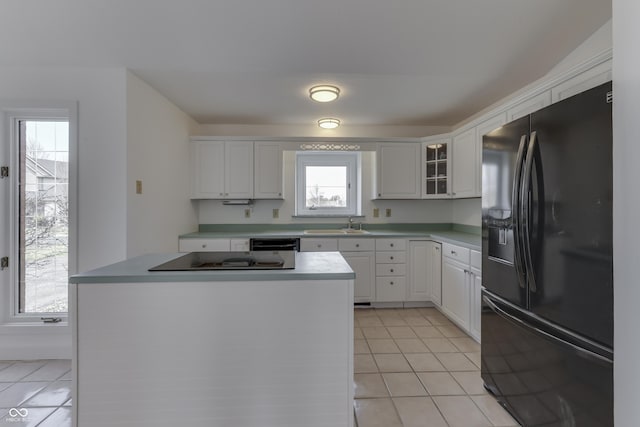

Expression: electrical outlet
xmin=373 ymin=208 xmax=379 ymax=218
xmin=135 ymin=180 xmax=142 ymax=194
xmin=385 ymin=208 xmax=392 ymax=217
xmin=244 ymin=209 xmax=251 ymax=218
xmin=273 ymin=208 xmax=279 ymax=219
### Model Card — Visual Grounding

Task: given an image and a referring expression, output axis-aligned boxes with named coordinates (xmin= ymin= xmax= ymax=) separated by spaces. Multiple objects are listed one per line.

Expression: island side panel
xmin=75 ymin=279 xmax=354 ymax=427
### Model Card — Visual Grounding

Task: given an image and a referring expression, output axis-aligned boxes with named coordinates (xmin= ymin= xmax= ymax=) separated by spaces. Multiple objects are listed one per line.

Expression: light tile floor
xmin=354 ymin=307 xmax=520 ymax=427
xmin=0 ymin=360 xmax=71 ymax=426
xmin=0 ymin=308 xmax=519 ymax=427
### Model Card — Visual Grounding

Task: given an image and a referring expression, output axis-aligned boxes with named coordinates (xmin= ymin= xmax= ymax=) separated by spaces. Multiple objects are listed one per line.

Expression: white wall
xmin=548 ymin=19 xmax=612 ymax=76
xmin=612 ymin=1 xmax=639 ymax=424
xmin=0 ymin=67 xmax=128 ymax=272
xmin=198 ymin=151 xmax=453 ymax=225
xmin=126 ymin=72 xmax=199 ymax=256
xmin=0 ymin=67 xmax=127 ymax=358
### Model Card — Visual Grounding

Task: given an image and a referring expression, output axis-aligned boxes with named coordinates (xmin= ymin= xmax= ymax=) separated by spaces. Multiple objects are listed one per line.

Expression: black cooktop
xmin=149 ymin=251 xmax=296 ymax=271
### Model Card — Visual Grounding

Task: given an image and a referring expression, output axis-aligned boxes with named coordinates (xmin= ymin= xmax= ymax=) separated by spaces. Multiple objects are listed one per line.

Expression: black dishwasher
xmin=250 ymin=237 xmax=300 ymax=252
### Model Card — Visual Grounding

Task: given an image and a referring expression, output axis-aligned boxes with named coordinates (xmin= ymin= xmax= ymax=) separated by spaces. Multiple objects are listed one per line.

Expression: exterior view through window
xmin=305 ymin=166 xmax=348 ymax=209
xmin=296 ymin=152 xmax=359 ymax=216
xmin=19 ymin=120 xmax=69 ymax=313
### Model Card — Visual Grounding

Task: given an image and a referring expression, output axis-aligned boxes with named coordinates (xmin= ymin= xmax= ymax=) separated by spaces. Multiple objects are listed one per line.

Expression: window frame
xmin=1 ymin=102 xmax=78 ymax=325
xmin=295 ymin=151 xmax=361 ymax=217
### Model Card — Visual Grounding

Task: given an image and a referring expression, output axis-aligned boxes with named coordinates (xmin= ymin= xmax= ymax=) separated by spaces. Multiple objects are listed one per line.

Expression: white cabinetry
xmin=468 ymin=249 xmax=482 ymax=342
xmin=339 ymin=239 xmax=375 ymax=303
xmin=179 ymin=238 xmax=231 ymax=252
xmin=190 ymin=140 xmax=254 ymax=199
xmin=551 ymin=59 xmax=612 ymax=103
xmin=300 ymin=238 xmax=339 ymax=252
xmin=408 ymin=240 xmax=441 ymax=302
xmin=375 ymin=143 xmax=421 ymax=199
xmin=230 ymin=238 xmax=250 ymax=251
xmin=451 ymin=128 xmax=477 ymax=199
xmin=441 ymin=243 xmax=482 ymax=341
xmin=442 ymin=256 xmax=470 ymax=330
xmin=430 ymin=242 xmax=442 ymax=306
xmin=422 ymin=138 xmax=451 ymax=199
xmin=254 ymin=141 xmax=283 ymax=199
xmin=507 ymin=91 xmax=551 ymax=122
xmin=375 ymin=239 xmax=407 ymax=302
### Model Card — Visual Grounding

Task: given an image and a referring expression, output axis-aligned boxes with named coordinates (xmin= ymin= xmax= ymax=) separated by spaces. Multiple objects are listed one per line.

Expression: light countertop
xmin=70 ymin=251 xmax=355 ymax=284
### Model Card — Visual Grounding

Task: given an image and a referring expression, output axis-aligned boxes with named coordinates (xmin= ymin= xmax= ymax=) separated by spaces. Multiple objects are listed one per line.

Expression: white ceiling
xmin=0 ymin=0 xmax=610 ymax=127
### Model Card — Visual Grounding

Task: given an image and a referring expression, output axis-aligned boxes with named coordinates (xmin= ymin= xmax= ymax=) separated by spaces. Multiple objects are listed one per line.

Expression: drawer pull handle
xmin=390 ymin=243 xmax=394 ymax=247
xmin=390 ymin=256 xmax=394 ymax=260
xmin=202 ymin=244 xmax=207 ymax=248
xmin=390 ymin=269 xmax=394 ymax=272
xmin=317 ymin=244 xmax=322 ymax=248
xmin=451 ymin=251 xmax=457 ymax=255
xmin=356 ymin=244 xmax=360 ymax=247
xmin=390 ymin=281 xmax=394 ymax=285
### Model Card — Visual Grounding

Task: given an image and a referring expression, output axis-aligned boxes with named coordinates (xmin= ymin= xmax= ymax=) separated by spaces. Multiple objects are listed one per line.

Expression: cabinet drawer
xmin=442 ymin=243 xmax=470 ymax=264
xmin=375 ymin=264 xmax=406 ymax=277
xmin=375 ymin=239 xmax=406 ymax=251
xmin=300 ymin=238 xmax=339 ymax=252
xmin=470 ymin=250 xmax=481 ymax=270
xmin=338 ymin=238 xmax=375 ymax=252
xmin=376 ymin=277 xmax=407 ymax=302
xmin=178 ymin=238 xmax=230 ymax=252
xmin=230 ymin=238 xmax=250 ymax=251
xmin=375 ymin=251 xmax=407 ymax=264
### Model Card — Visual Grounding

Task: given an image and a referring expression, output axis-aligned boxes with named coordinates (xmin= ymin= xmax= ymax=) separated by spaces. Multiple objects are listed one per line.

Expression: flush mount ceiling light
xmin=309 ymin=85 xmax=340 ymax=102
xmin=318 ymin=118 xmax=341 ymax=129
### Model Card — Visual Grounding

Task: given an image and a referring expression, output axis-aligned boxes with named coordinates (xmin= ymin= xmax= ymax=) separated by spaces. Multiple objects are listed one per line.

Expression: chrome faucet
xmin=347 ymin=217 xmax=354 ymax=229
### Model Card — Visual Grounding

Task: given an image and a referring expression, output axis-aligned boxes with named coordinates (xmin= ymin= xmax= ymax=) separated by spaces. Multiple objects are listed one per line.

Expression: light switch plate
xmin=135 ymin=180 xmax=142 ymax=194
xmin=273 ymin=208 xmax=279 ymax=219
xmin=373 ymin=208 xmax=379 ymax=218
xmin=244 ymin=209 xmax=251 ymax=218
xmin=385 ymin=208 xmax=392 ymax=217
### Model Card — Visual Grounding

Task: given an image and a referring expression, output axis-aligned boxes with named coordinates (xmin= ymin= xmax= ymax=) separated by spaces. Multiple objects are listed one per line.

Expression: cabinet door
xmin=442 ymin=258 xmax=469 ymax=330
xmin=422 ymin=138 xmax=452 ymax=199
xmin=254 ymin=141 xmax=283 ymax=199
xmin=551 ymin=60 xmax=612 ymax=103
xmin=376 ymin=143 xmax=421 ymax=199
xmin=300 ymin=239 xmax=339 ymax=252
xmin=224 ymin=141 xmax=254 ymax=199
xmin=430 ymin=243 xmax=442 ymax=306
xmin=408 ymin=241 xmax=430 ymax=301
xmin=469 ymin=268 xmax=482 ymax=342
xmin=451 ymin=128 xmax=477 ymax=198
xmin=342 ymin=253 xmax=375 ymax=303
xmin=191 ymin=141 xmax=225 ymax=198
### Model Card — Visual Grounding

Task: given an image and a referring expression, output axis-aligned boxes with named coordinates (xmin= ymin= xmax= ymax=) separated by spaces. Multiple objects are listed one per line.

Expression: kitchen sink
xmin=303 ymin=229 xmax=370 ymax=235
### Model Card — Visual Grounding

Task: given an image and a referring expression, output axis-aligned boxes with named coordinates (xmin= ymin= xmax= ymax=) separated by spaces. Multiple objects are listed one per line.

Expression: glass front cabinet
xmin=422 ymin=138 xmax=452 ymax=198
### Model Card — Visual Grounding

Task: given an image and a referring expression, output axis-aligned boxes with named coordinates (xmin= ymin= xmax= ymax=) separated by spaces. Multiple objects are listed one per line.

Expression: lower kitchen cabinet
xmin=408 ymin=240 xmax=441 ymax=302
xmin=179 ymin=238 xmax=231 ymax=252
xmin=339 ymin=238 xmax=375 ymax=303
xmin=441 ymin=245 xmax=482 ymax=342
xmin=442 ymin=256 xmax=470 ymax=330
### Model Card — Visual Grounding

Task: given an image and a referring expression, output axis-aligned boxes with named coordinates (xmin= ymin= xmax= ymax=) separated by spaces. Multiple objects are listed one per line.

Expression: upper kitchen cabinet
xmin=422 ymin=138 xmax=451 ymax=199
xmin=507 ymin=91 xmax=551 ymax=122
xmin=551 ymin=59 xmax=612 ymax=103
xmin=190 ymin=140 xmax=254 ymax=199
xmin=254 ymin=141 xmax=283 ymax=199
xmin=451 ymin=128 xmax=477 ymax=199
xmin=375 ymin=143 xmax=421 ymax=199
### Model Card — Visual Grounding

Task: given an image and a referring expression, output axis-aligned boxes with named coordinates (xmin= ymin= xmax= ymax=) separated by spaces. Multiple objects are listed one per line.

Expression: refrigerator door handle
xmin=512 ymin=134 xmax=528 ymax=289
xmin=483 ymin=295 xmax=612 ymax=365
xmin=521 ymin=131 xmax=538 ymax=293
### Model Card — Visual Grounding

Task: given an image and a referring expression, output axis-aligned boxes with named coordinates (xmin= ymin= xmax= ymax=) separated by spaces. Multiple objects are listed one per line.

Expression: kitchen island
xmin=69 ymin=251 xmax=355 ymax=427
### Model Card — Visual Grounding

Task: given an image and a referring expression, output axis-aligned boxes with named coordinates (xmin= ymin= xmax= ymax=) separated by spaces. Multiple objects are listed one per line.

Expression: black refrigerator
xmin=481 ymin=82 xmax=613 ymax=427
